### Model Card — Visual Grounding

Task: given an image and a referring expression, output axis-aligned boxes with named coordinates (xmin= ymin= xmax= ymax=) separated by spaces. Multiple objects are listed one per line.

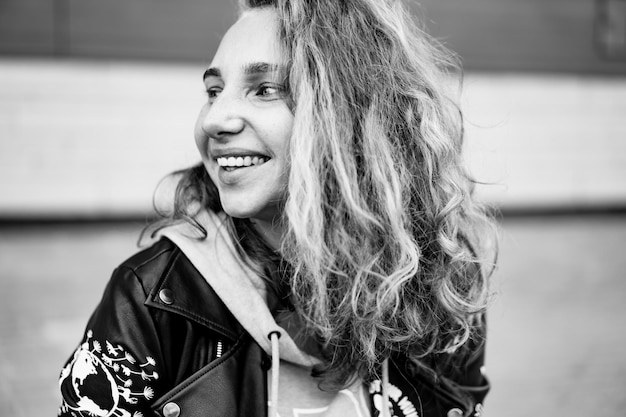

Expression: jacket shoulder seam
xmin=120 ymin=239 xmax=178 ymax=272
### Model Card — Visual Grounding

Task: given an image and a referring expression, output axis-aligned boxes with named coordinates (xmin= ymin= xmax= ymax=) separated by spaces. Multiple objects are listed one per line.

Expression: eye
xmin=255 ymin=84 xmax=284 ymax=99
xmin=206 ymin=87 xmax=222 ymax=101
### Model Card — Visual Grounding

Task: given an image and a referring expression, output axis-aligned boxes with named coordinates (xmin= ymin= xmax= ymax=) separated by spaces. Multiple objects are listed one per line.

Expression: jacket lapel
xmin=144 ymin=243 xmax=244 ymax=342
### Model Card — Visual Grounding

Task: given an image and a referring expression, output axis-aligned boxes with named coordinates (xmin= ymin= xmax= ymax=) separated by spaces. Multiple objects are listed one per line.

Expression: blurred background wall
xmin=1 ymin=0 xmax=625 ymax=416
xmin=1 ymin=0 xmax=626 ymax=216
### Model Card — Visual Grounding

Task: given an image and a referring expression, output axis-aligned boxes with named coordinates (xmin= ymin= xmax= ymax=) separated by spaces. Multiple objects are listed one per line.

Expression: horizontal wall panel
xmin=0 ymin=0 xmax=56 ymax=55
xmin=0 ymin=58 xmax=203 ymax=217
xmin=418 ymin=0 xmax=626 ymax=74
xmin=461 ymin=73 xmax=626 ymax=208
xmin=1 ymin=58 xmax=625 ymax=218
xmin=2 ymin=0 xmax=626 ymax=73
xmin=65 ymin=0 xmax=235 ymax=62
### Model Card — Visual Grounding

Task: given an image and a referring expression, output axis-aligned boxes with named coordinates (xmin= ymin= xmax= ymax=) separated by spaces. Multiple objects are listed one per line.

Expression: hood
xmin=155 ymin=209 xmax=320 ymax=369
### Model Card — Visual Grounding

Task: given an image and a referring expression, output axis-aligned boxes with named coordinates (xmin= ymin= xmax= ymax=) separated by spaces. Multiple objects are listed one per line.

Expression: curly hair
xmin=151 ymin=0 xmax=497 ymax=389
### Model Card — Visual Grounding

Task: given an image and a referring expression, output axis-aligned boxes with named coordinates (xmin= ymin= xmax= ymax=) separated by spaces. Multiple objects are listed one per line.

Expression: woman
xmin=58 ymin=1 xmax=496 ymax=416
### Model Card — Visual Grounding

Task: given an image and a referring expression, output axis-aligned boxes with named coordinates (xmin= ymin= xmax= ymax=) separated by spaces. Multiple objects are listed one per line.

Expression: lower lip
xmin=216 ymin=162 xmax=267 ymax=185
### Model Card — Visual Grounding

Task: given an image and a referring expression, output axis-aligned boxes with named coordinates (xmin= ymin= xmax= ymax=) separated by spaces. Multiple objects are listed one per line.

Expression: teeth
xmin=217 ymin=156 xmax=268 ymax=167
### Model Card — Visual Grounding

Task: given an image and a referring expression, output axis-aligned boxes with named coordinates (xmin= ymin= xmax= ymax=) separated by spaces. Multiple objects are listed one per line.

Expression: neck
xmin=250 ymin=217 xmax=284 ymax=251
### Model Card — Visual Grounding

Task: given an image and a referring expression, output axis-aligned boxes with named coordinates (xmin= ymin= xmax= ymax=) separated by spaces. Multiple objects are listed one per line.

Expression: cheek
xmin=269 ymin=114 xmax=294 ymax=158
xmin=194 ymin=112 xmax=209 ymax=158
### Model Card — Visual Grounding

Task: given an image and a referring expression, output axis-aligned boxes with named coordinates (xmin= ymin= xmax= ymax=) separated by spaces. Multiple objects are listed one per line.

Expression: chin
xmin=221 ymin=201 xmax=280 ymax=224
xmin=221 ymin=206 xmax=255 ymax=220
xmin=221 ymin=202 xmax=262 ymax=221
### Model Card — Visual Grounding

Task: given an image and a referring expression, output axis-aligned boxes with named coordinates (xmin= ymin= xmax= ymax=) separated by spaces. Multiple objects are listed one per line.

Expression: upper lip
xmin=210 ymin=147 xmax=270 ymax=160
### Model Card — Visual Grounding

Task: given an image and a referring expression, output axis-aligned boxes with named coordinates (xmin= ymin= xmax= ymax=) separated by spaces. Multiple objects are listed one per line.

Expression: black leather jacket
xmin=58 ymin=238 xmax=490 ymax=417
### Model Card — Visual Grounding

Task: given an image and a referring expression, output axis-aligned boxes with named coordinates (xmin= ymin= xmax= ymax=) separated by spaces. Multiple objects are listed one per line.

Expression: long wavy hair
xmin=150 ymin=0 xmax=497 ymax=390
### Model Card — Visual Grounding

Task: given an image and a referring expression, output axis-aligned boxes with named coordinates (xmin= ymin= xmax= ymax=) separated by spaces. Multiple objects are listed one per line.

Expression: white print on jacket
xmin=370 ymin=380 xmax=484 ymax=417
xmin=59 ymin=330 xmax=159 ymax=417
xmin=369 ymin=380 xmax=419 ymax=417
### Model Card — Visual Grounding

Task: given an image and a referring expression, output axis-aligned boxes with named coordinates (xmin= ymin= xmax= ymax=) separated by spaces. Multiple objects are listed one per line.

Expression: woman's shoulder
xmin=106 ymin=237 xmax=205 ymax=303
xmin=106 ymin=238 xmax=178 ymax=292
xmin=109 ymin=236 xmax=243 ymax=335
xmin=119 ymin=237 xmax=179 ymax=276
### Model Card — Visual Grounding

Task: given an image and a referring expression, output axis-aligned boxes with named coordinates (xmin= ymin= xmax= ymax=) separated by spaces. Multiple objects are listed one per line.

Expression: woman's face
xmin=195 ymin=8 xmax=292 ymax=228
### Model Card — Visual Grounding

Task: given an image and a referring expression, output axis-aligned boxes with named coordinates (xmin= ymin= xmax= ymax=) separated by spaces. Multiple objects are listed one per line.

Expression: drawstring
xmin=381 ymin=358 xmax=390 ymax=417
xmin=268 ymin=331 xmax=281 ymax=417
xmin=267 ymin=330 xmax=388 ymax=417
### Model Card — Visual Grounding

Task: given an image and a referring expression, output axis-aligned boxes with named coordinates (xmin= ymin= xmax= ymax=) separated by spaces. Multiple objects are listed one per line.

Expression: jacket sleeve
xmin=58 ymin=265 xmax=165 ymax=417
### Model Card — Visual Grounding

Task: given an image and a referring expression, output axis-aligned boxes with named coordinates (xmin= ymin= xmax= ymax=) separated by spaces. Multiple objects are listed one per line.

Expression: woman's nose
xmin=201 ymin=94 xmax=245 ymax=140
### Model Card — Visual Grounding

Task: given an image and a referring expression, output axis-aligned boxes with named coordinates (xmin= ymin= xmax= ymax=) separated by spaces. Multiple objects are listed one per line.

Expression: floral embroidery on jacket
xmin=369 ymin=380 xmax=419 ymax=417
xmin=59 ymin=330 xmax=158 ymax=417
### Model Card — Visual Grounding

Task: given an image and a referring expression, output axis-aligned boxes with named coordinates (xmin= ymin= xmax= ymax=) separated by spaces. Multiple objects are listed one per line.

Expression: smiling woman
xmin=58 ymin=1 xmax=497 ymax=417
xmin=195 ymin=9 xmax=292 ymax=241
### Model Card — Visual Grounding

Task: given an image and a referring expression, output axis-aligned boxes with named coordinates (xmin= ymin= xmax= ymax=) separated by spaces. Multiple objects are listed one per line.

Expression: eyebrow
xmin=243 ymin=62 xmax=281 ymax=75
xmin=203 ymin=67 xmax=221 ymax=79
xmin=202 ymin=62 xmax=283 ymax=80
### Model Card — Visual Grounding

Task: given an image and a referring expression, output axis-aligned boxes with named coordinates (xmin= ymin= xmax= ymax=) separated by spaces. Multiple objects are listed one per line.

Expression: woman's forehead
xmin=209 ymin=8 xmax=284 ymax=72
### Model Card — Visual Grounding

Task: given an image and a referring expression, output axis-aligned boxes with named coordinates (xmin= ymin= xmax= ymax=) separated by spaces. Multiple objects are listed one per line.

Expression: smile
xmin=216 ymin=156 xmax=270 ymax=171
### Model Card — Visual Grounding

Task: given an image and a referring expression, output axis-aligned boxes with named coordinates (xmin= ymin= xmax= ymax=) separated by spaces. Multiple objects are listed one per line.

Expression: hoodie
xmin=156 ymin=209 xmax=371 ymax=417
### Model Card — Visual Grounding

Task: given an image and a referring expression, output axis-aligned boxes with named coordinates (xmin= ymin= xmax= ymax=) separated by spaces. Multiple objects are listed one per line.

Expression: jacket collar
xmin=144 ymin=239 xmax=244 ymax=341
